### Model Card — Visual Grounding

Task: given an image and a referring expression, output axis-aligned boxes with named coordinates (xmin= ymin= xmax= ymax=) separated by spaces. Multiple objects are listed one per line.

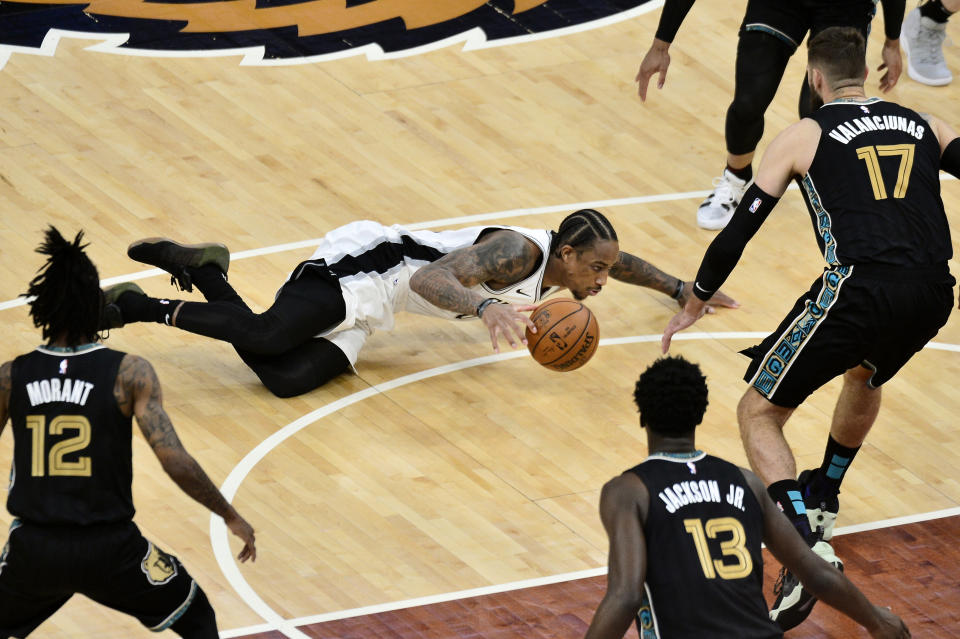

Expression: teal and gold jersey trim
xmin=743 ymin=23 xmax=798 ymax=48
xmin=149 ymin=579 xmax=197 ymax=632
xmin=636 ymin=583 xmax=662 ymax=638
xmin=749 ymin=266 xmax=852 ymax=398
xmin=801 ymin=174 xmax=840 ymax=266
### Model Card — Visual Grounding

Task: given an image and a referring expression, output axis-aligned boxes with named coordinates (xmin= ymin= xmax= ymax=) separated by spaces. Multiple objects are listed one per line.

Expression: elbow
xmin=605 ymin=585 xmax=645 ymax=613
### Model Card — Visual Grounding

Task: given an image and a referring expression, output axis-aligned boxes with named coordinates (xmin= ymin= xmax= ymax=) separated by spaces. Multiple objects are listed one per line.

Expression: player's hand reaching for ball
xmin=481 ymin=302 xmax=538 ymax=353
xmin=661 ymin=296 xmax=708 ymax=353
xmin=225 ymin=510 xmax=257 ymax=562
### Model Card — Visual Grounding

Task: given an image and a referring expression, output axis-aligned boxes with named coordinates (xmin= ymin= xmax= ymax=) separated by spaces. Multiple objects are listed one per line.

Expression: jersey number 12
xmin=25 ymin=415 xmax=92 ymax=477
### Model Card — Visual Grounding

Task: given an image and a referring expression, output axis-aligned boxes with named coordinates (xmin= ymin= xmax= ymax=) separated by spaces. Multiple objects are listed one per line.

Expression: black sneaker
xmin=769 ymin=536 xmax=843 ymax=630
xmin=100 ymin=282 xmax=145 ymax=329
xmin=798 ymin=468 xmax=840 ymax=542
xmin=127 ymin=237 xmax=230 ymax=293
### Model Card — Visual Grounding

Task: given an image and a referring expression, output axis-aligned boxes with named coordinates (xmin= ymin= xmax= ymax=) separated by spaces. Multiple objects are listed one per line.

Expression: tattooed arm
xmin=611 ymin=251 xmax=739 ymax=310
xmin=0 ymin=361 xmax=11 ymax=437
xmin=118 ymin=354 xmax=256 ymax=562
xmin=410 ymin=230 xmax=539 ymax=352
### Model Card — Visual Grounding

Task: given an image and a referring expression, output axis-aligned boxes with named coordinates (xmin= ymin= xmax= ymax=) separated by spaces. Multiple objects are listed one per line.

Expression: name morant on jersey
xmin=657 ymin=480 xmax=747 ymax=514
xmin=25 ymin=377 xmax=95 ymax=407
xmin=827 ymin=115 xmax=925 ymax=145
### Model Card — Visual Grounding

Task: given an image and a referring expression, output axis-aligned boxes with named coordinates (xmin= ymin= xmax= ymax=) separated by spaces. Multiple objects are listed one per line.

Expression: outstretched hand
xmin=662 ymin=296 xmax=708 ymax=353
xmin=636 ymin=40 xmax=671 ymax=102
xmin=482 ymin=303 xmax=538 ymax=353
xmin=878 ymin=39 xmax=902 ymax=93
xmin=676 ymin=281 xmax=739 ymax=314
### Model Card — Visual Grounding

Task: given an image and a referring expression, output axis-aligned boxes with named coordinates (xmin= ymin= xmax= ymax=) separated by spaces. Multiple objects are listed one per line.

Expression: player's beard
xmin=808 ymin=79 xmax=824 ymax=111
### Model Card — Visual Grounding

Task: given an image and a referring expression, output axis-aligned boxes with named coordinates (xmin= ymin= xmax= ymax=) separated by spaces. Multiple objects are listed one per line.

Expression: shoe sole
xmin=128 ymin=237 xmax=231 ymax=274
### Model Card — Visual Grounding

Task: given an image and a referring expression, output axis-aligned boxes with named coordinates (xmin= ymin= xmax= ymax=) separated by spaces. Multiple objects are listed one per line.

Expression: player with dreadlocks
xmin=0 ymin=226 xmax=256 ymax=639
xmin=100 ymin=211 xmax=738 ymax=397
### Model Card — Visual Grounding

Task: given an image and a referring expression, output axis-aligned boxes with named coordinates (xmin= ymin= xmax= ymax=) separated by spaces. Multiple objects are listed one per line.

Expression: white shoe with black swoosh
xmin=769 ymin=538 xmax=843 ymax=630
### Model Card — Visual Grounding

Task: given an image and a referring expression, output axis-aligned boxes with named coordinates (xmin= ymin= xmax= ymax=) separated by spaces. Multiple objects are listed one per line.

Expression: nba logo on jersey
xmin=749 ymin=198 xmax=762 ymax=213
xmin=687 ymin=461 xmax=697 ymax=474
xmin=861 ymin=105 xmax=870 ymax=114
xmin=58 ymin=359 xmax=68 ymax=375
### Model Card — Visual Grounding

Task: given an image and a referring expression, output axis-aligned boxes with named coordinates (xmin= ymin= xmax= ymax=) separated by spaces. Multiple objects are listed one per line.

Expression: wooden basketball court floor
xmin=0 ymin=1 xmax=959 ymax=637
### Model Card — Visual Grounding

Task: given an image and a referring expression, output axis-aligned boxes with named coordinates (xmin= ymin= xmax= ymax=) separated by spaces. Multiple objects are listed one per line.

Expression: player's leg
xmin=237 ymin=336 xmax=352 ymax=397
xmin=796 ymin=365 xmax=876 ymax=545
xmin=168 ymin=589 xmax=218 ymax=639
xmin=800 ymin=269 xmax=955 ymax=541
xmin=903 ymin=0 xmax=955 ymax=85
xmin=698 ymin=30 xmax=794 ymax=230
xmin=106 ymin=265 xmax=346 ymax=355
xmin=0 ymin=523 xmax=73 ymax=638
xmin=740 ymin=268 xmax=869 ymax=630
xmin=84 ymin=525 xmax=217 ymax=638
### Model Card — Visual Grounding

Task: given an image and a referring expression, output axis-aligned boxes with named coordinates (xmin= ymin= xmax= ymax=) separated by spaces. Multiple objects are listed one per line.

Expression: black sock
xmin=810 ymin=435 xmax=860 ymax=496
xmin=921 ymin=0 xmax=954 ymax=23
xmin=768 ymin=479 xmax=813 ymax=542
xmin=118 ymin=292 xmax=181 ymax=325
xmin=727 ymin=163 xmax=753 ymax=182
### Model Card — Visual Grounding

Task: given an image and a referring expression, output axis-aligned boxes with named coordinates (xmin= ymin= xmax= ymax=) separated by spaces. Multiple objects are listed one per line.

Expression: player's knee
xmin=169 ymin=587 xmax=217 ymax=639
xmin=256 ymin=341 xmax=350 ymax=397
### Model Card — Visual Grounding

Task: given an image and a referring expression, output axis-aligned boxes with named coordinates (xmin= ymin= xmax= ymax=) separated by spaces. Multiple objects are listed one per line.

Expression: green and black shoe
xmin=127 ymin=237 xmax=230 ymax=293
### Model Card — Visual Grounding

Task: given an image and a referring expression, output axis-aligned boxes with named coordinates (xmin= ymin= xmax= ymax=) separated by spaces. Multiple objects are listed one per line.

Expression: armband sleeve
xmin=693 ymin=184 xmax=780 ymax=301
xmin=941 ymin=137 xmax=960 ymax=180
xmin=881 ymin=0 xmax=905 ymax=41
xmin=654 ymin=0 xmax=697 ymax=44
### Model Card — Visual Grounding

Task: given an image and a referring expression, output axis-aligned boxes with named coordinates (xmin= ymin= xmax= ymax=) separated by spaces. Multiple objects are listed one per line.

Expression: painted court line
xmin=0 ymin=183 xmax=791 ymax=313
xmin=0 ymin=2 xmax=665 ymax=71
xmin=212 ymin=333 xmax=960 ymax=639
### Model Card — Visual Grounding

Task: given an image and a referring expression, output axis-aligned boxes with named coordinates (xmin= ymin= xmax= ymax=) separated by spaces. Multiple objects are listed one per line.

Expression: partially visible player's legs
xmin=737 ymin=390 xmax=811 ymax=537
xmin=237 ymin=337 xmax=351 ymax=397
xmin=902 ymin=0 xmax=955 ymax=86
xmin=698 ymin=31 xmax=793 ymax=230
xmin=0 ymin=523 xmax=73 ymax=638
xmin=168 ymin=589 xmax=219 ymax=639
xmin=800 ymin=366 xmax=878 ymax=541
xmin=109 ymin=239 xmax=347 ymax=355
xmin=84 ymin=525 xmax=218 ymax=637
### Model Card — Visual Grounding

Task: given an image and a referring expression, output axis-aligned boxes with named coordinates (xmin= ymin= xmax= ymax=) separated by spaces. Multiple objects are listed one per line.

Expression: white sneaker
xmin=697 ymin=168 xmax=749 ymax=230
xmin=902 ymin=7 xmax=953 ymax=86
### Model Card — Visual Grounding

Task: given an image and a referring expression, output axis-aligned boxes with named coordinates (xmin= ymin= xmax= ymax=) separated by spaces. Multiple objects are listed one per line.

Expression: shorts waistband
xmin=843 ymin=263 xmax=952 ymax=282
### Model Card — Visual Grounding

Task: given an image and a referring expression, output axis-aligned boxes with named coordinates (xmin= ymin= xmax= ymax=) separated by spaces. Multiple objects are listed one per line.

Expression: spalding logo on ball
xmin=525 ymin=299 xmax=599 ymax=371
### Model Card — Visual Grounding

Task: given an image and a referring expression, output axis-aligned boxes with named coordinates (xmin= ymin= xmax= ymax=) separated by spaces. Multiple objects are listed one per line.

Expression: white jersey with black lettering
xmin=287 ymin=220 xmax=560 ymax=364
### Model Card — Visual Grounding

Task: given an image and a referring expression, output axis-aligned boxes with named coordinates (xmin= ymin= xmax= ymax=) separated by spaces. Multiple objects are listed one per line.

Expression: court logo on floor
xmin=0 ymin=0 xmax=655 ymax=66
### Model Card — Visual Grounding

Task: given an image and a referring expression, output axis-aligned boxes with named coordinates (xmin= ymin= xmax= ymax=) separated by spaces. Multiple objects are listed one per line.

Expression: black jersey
xmin=799 ymin=98 xmax=951 ymax=268
xmin=629 ymin=453 xmax=781 ymax=639
xmin=7 ymin=345 xmax=134 ymax=525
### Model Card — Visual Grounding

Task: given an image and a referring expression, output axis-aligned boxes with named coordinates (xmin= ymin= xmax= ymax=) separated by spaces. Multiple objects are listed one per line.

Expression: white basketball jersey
xmin=287 ymin=220 xmax=561 ymax=363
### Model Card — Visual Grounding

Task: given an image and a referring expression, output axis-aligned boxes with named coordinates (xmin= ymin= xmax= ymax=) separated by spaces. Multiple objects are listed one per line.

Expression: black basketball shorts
xmin=741 ymin=0 xmax=875 ymax=49
xmin=0 ymin=519 xmax=201 ymax=638
xmin=743 ymin=265 xmax=955 ymax=408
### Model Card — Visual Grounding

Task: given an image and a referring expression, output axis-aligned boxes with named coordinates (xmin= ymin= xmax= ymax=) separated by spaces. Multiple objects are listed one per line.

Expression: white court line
xmin=220 ymin=504 xmax=960 ymax=638
xmin=0 ymin=2 xmax=666 ymax=71
xmin=0 ymin=184 xmax=791 ymax=313
xmin=3 ymin=182 xmax=955 ymax=635
xmin=213 ymin=333 xmax=960 ymax=638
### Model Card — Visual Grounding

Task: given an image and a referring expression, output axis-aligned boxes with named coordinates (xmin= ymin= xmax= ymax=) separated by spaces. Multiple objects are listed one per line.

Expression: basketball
xmin=525 ymin=299 xmax=599 ymax=372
